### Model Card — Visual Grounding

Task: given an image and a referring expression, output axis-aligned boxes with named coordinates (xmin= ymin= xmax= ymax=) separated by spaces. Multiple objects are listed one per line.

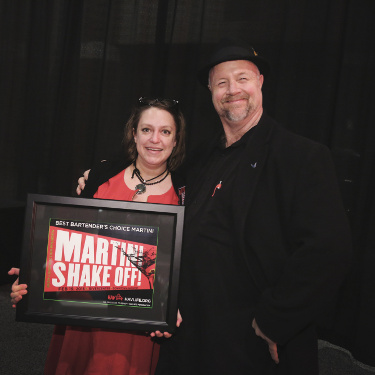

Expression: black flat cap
xmin=197 ymin=37 xmax=270 ymax=87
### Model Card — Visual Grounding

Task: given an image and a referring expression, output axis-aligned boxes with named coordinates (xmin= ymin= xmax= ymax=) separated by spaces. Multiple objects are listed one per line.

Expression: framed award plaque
xmin=16 ymin=194 xmax=184 ymax=333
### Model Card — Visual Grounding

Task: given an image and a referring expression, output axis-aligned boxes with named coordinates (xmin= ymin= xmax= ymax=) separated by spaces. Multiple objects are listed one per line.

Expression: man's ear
xmin=259 ymin=74 xmax=264 ymax=88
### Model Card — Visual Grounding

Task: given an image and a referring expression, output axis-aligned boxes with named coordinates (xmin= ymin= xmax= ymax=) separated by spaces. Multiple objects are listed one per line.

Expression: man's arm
xmin=253 ymin=144 xmax=351 ymax=345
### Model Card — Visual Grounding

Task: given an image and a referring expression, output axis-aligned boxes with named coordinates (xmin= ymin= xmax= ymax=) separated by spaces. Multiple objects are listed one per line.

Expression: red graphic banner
xmin=43 ymin=219 xmax=159 ymax=308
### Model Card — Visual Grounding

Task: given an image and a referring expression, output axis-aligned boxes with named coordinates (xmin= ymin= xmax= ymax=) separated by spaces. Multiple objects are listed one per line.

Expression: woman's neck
xmin=133 ymin=159 xmax=168 ymax=181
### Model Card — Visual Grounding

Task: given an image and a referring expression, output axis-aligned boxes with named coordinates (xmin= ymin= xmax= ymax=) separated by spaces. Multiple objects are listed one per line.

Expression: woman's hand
xmin=150 ymin=309 xmax=183 ymax=338
xmin=76 ymin=169 xmax=91 ymax=195
xmin=8 ymin=268 xmax=28 ymax=308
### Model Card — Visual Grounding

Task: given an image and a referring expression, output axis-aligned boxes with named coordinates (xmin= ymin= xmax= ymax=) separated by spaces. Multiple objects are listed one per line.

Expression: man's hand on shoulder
xmin=76 ymin=169 xmax=91 ymax=195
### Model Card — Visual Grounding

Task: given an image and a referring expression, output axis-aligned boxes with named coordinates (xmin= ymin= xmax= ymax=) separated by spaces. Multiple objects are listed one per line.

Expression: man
xmin=154 ymin=38 xmax=351 ymax=374
xmin=78 ymin=39 xmax=351 ymax=374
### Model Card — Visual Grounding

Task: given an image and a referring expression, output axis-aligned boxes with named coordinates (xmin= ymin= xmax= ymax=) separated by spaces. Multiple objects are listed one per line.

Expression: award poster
xmin=17 ymin=194 xmax=184 ymax=332
xmin=44 ymin=219 xmax=159 ymax=308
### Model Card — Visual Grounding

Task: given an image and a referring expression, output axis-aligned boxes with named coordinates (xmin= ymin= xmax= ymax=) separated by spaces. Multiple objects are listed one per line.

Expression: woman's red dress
xmin=44 ymin=170 xmax=178 ymax=375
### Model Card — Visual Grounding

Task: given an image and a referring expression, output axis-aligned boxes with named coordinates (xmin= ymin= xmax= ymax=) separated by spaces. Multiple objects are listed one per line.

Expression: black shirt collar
xmin=216 ymin=123 xmax=259 ymax=152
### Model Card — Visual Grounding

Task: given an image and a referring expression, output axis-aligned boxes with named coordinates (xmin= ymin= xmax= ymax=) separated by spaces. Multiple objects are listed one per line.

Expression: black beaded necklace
xmin=131 ymin=160 xmax=169 ymax=195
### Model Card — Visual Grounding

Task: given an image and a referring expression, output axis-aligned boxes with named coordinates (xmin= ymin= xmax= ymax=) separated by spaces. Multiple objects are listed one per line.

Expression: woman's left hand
xmin=150 ymin=309 xmax=182 ymax=338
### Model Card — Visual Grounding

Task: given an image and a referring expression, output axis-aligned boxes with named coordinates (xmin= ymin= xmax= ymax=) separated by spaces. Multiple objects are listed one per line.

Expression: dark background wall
xmin=1 ymin=0 xmax=374 ymax=367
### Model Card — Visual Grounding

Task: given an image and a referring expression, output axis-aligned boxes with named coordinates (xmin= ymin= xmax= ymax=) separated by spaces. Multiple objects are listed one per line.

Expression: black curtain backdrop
xmin=1 ymin=0 xmax=374 ymax=367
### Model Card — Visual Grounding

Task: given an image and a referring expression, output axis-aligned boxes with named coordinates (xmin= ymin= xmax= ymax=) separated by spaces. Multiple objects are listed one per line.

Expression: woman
xmin=9 ymin=96 xmax=186 ymax=375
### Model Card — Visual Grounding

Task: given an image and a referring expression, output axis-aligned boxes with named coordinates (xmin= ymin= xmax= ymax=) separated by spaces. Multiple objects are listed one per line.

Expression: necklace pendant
xmin=135 ymin=183 xmax=146 ymax=194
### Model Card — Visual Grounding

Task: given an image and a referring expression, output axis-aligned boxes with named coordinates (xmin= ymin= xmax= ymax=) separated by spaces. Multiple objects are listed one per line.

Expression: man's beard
xmin=220 ymin=99 xmax=254 ymax=122
xmin=223 ymin=106 xmax=250 ymax=121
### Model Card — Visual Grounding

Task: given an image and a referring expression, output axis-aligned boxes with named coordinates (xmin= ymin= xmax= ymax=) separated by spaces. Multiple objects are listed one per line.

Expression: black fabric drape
xmin=1 ymin=0 xmax=375 ymax=367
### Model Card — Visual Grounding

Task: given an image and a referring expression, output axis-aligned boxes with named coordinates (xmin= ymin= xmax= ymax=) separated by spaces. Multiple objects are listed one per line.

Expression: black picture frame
xmin=16 ymin=194 xmax=184 ymax=333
